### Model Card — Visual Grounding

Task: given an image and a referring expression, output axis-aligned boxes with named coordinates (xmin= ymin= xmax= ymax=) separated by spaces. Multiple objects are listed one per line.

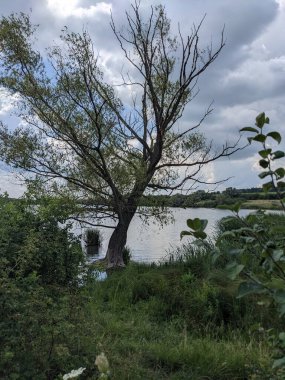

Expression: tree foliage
xmin=0 ymin=194 xmax=83 ymax=286
xmin=0 ymin=194 xmax=89 ymax=379
xmin=0 ymin=4 xmax=238 ymax=267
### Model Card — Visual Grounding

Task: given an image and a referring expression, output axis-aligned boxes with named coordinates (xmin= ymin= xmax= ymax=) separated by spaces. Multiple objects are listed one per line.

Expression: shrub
xmin=84 ymin=228 xmax=102 ymax=246
xmin=0 ymin=195 xmax=95 ymax=379
xmin=122 ymin=245 xmax=132 ymax=265
xmin=0 ymin=194 xmax=83 ymax=286
xmin=181 ymin=113 xmax=285 ymax=372
xmin=84 ymin=228 xmax=102 ymax=255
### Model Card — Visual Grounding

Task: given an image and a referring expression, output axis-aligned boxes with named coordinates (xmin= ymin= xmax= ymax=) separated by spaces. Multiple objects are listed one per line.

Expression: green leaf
xmin=246 ymin=214 xmax=259 ymax=224
xmin=277 ymin=181 xmax=285 ymax=189
xmin=193 ymin=218 xmax=203 ymax=230
xmin=262 ymin=181 xmax=272 ymax=193
xmin=255 ymin=112 xmax=266 ymax=128
xmin=200 ymin=219 xmax=208 ymax=231
xmin=186 ymin=218 xmax=195 ymax=230
xmin=225 ymin=262 xmax=244 ymax=280
xmin=180 ymin=231 xmax=193 ymax=239
xmin=258 ymin=171 xmax=272 ymax=179
xmin=279 ymin=332 xmax=285 ymax=342
xmin=258 ymin=149 xmax=272 ymax=158
xmin=275 ymin=167 xmax=285 ymax=179
xmin=253 ymin=134 xmax=266 ymax=143
xmin=235 ymin=227 xmax=254 ymax=234
xmin=259 ymin=159 xmax=269 ymax=168
xmin=272 ymin=150 xmax=285 ymax=160
xmin=212 ymin=249 xmax=222 ymax=264
xmin=237 ymin=281 xmax=265 ymax=298
xmin=228 ymin=248 xmax=245 ymax=255
xmin=186 ymin=218 xmax=199 ymax=230
xmin=192 ymin=239 xmax=205 ymax=247
xmin=193 ymin=230 xmax=207 ymax=240
xmin=186 ymin=218 xmax=208 ymax=232
xmin=201 ymin=219 xmax=208 ymax=231
xmin=220 ymin=231 xmax=236 ymax=239
xmin=244 ymin=236 xmax=256 ymax=244
xmin=227 ymin=202 xmax=241 ymax=213
xmin=265 ymin=240 xmax=276 ymax=249
xmin=240 ymin=127 xmax=259 ymax=133
xmin=253 ymin=224 xmax=265 ymax=233
xmin=274 ymin=290 xmax=285 ymax=304
xmin=279 ymin=304 xmax=285 ymax=316
xmin=272 ymin=357 xmax=285 ymax=369
xmin=267 ymin=277 xmax=285 ymax=290
xmin=267 ymin=131 xmax=282 ymax=144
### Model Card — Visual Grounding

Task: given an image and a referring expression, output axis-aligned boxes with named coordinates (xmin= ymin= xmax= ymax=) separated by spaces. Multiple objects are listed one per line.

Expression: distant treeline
xmin=5 ymin=187 xmax=281 ymax=209
xmin=140 ymin=187 xmax=281 ymax=208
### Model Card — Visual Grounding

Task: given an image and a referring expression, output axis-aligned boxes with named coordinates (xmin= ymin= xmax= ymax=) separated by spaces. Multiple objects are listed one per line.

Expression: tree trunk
xmin=106 ymin=209 xmax=135 ymax=269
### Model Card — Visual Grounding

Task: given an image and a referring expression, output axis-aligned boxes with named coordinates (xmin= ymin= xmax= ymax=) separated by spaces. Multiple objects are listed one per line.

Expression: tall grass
xmin=79 ymin=244 xmax=278 ymax=379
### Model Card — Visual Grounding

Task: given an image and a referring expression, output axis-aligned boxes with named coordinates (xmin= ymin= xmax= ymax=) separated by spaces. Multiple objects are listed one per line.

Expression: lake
xmin=76 ymin=207 xmax=255 ymax=263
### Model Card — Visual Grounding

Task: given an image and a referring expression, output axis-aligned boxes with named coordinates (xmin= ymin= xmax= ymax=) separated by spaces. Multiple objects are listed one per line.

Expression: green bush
xmin=122 ymin=245 xmax=132 ymax=265
xmin=0 ymin=194 xmax=83 ymax=286
xmin=0 ymin=194 xmax=94 ymax=379
xmin=84 ymin=228 xmax=102 ymax=246
xmin=216 ymin=216 xmax=245 ymax=234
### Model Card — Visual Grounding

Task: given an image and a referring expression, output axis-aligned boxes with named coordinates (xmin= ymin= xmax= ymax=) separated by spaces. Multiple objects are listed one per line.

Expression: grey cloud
xmin=0 ymin=169 xmax=25 ymax=197
xmin=0 ymin=0 xmax=284 ymax=192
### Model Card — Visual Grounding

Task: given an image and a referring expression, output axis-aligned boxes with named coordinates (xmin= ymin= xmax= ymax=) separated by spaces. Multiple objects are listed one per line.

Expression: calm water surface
xmin=76 ymin=207 xmax=254 ymax=263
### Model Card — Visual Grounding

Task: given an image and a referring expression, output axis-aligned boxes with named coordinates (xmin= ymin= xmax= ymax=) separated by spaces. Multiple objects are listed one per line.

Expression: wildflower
xmin=95 ymin=352 xmax=110 ymax=374
xmin=62 ymin=367 xmax=86 ymax=379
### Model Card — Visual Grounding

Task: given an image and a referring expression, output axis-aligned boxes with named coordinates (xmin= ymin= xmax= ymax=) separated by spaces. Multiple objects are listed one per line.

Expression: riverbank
xmin=179 ymin=199 xmax=283 ymax=210
xmin=2 ymin=252 xmax=282 ymax=379
xmin=140 ymin=188 xmax=284 ymax=210
xmin=2 ymin=196 xmax=285 ymax=379
xmin=77 ymin=250 xmax=277 ymax=379
xmin=239 ymin=199 xmax=284 ymax=210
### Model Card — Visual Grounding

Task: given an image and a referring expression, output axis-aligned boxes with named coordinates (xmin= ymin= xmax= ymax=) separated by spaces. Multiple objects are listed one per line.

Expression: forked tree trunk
xmin=106 ymin=210 xmax=136 ymax=269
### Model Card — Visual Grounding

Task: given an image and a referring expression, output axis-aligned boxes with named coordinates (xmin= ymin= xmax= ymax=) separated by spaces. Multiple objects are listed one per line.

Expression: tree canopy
xmin=0 ymin=3 xmax=239 ymax=268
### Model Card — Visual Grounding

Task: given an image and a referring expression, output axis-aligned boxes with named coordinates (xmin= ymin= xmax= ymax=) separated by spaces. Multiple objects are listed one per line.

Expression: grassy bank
xmin=83 ymin=256 xmax=277 ymax=379
xmin=2 ymin=246 xmax=280 ymax=379
xmin=240 ymin=199 xmax=283 ymax=210
xmin=1 ymin=194 xmax=284 ymax=379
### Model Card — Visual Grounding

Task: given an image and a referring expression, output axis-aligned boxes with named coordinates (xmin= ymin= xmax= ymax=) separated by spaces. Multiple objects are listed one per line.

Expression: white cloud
xmin=0 ymin=170 xmax=25 ymax=197
xmin=0 ymin=89 xmax=20 ymax=116
xmin=46 ymin=0 xmax=111 ymax=19
xmin=224 ymin=56 xmax=285 ymax=88
xmin=276 ymin=0 xmax=285 ymax=8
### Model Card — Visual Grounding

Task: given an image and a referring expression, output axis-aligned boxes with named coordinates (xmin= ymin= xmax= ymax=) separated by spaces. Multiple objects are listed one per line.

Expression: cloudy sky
xmin=0 ymin=0 xmax=285 ymax=196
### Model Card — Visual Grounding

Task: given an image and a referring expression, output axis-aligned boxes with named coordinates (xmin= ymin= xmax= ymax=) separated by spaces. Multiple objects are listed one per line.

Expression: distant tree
xmin=0 ymin=4 xmax=239 ymax=268
xmin=224 ymin=187 xmax=238 ymax=197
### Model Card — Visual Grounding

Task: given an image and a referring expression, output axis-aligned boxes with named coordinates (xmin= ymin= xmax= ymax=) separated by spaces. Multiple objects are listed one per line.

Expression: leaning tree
xmin=0 ymin=4 xmax=239 ymax=268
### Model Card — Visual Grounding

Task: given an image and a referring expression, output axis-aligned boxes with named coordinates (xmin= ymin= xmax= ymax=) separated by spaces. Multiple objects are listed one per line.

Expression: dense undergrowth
xmin=1 ymin=193 xmax=285 ymax=379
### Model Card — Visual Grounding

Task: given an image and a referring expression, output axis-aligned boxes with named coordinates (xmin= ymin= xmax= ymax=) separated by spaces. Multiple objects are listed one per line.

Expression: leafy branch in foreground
xmin=180 ymin=217 xmax=208 ymax=240
xmin=240 ymin=112 xmax=285 ymax=211
xmin=181 ymin=112 xmax=285 ymax=372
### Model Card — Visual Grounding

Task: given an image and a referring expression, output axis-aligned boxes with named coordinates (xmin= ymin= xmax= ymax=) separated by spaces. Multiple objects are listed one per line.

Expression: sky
xmin=0 ymin=0 xmax=285 ymax=197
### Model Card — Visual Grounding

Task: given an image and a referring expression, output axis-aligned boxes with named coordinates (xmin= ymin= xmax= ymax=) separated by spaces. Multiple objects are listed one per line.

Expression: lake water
xmin=76 ymin=207 xmax=255 ymax=263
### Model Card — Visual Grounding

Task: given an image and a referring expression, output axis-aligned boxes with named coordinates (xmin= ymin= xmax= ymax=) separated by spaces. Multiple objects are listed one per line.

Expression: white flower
xmin=63 ymin=367 xmax=86 ymax=380
xmin=95 ymin=352 xmax=110 ymax=374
